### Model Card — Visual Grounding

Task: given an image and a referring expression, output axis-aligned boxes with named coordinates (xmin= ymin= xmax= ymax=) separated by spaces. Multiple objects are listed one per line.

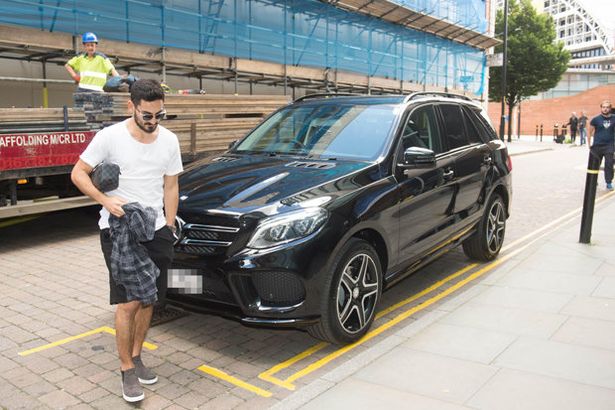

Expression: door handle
xmin=482 ymin=155 xmax=492 ymax=165
xmin=443 ymin=168 xmax=454 ymax=180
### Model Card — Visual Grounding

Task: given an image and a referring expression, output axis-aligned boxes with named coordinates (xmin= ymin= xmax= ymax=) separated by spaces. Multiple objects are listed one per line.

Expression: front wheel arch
xmin=308 ymin=238 xmax=383 ymax=344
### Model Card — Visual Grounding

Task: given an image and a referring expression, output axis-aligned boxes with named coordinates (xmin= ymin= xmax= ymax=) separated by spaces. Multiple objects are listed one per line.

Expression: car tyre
xmin=463 ymin=193 xmax=506 ymax=261
xmin=308 ymin=238 xmax=382 ymax=344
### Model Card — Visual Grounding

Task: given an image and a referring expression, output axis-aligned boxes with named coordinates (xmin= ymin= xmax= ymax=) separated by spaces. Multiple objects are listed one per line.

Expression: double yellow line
xmin=18 ymin=191 xmax=614 ymax=397
xmin=258 ymin=190 xmax=615 ymax=391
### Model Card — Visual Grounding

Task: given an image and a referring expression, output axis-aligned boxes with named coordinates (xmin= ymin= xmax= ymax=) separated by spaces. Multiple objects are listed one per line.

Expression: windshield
xmin=233 ymin=103 xmax=399 ymax=161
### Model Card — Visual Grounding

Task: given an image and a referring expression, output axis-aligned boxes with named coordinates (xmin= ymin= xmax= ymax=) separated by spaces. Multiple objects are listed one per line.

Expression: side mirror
xmin=228 ymin=140 xmax=238 ymax=150
xmin=400 ymin=147 xmax=436 ymax=168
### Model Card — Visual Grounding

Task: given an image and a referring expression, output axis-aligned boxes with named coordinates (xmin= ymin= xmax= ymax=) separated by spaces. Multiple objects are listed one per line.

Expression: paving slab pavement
xmin=274 ymin=195 xmax=615 ymax=410
xmin=0 ymin=137 xmax=611 ymax=409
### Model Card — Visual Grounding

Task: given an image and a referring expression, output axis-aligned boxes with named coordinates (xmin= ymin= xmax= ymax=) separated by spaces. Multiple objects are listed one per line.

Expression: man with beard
xmin=71 ymin=79 xmax=183 ymax=402
xmin=589 ymin=100 xmax=615 ymax=191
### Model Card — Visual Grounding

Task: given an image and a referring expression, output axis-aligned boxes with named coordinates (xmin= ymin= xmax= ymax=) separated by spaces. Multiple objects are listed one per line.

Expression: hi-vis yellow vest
xmin=67 ymin=53 xmax=115 ymax=91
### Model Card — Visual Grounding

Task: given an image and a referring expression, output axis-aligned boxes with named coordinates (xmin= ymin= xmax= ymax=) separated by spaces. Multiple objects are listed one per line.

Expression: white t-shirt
xmin=80 ymin=119 xmax=184 ymax=230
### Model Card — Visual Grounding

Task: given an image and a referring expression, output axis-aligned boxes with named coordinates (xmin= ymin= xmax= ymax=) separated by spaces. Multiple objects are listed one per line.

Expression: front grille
xmin=252 ymin=271 xmax=305 ymax=307
xmin=188 ymin=230 xmax=221 ymax=241
xmin=177 ymin=221 xmax=239 ymax=256
xmin=181 ymin=245 xmax=217 ymax=255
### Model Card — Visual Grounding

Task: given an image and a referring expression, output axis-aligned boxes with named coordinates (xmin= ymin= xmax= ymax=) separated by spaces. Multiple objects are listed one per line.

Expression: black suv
xmin=167 ymin=92 xmax=512 ymax=344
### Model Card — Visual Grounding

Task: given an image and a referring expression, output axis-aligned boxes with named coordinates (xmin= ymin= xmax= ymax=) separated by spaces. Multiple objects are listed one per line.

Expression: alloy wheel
xmin=336 ymin=253 xmax=379 ymax=334
xmin=486 ymin=199 xmax=505 ymax=253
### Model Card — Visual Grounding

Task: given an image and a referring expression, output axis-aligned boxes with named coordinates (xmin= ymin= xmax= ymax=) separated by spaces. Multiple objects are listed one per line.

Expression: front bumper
xmin=166 ymin=225 xmax=337 ymax=326
xmin=165 ymin=295 xmax=320 ymax=327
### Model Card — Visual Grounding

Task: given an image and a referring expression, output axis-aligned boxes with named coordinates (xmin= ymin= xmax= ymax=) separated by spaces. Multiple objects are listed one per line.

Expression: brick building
xmin=488 ymin=84 xmax=615 ymax=137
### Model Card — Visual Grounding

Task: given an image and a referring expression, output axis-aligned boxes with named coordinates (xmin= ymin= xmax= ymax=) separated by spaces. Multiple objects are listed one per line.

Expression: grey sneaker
xmin=121 ymin=368 xmax=144 ymax=402
xmin=133 ymin=355 xmax=158 ymax=384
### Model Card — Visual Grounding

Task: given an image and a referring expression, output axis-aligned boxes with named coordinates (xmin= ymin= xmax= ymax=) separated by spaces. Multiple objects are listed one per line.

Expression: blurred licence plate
xmin=168 ymin=269 xmax=202 ymax=294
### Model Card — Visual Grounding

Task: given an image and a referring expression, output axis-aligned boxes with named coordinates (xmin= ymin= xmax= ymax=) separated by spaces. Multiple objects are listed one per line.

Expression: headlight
xmin=247 ymin=208 xmax=328 ymax=249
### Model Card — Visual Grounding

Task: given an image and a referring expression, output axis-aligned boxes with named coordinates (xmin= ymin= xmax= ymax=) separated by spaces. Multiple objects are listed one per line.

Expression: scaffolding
xmin=0 ymin=0 xmax=494 ymax=95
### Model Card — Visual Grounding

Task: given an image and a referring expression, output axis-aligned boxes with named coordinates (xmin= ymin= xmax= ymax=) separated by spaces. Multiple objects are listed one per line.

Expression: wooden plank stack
xmin=74 ymin=93 xmax=290 ymax=158
xmin=0 ymin=108 xmax=94 ymax=134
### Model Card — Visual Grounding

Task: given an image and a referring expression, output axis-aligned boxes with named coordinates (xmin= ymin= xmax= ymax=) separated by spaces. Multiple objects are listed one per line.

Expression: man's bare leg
xmin=115 ymin=300 xmax=140 ymax=371
xmin=130 ymin=304 xmax=158 ymax=384
xmin=132 ymin=304 xmax=153 ymax=358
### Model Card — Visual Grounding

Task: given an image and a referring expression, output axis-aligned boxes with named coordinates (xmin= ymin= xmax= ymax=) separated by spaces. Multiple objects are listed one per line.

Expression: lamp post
xmin=499 ymin=0 xmax=509 ymax=141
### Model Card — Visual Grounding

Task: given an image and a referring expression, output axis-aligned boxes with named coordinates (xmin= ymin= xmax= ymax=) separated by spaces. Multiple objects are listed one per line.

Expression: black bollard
xmin=579 ymin=149 xmax=600 ymax=243
xmin=540 ymin=124 xmax=543 ymax=142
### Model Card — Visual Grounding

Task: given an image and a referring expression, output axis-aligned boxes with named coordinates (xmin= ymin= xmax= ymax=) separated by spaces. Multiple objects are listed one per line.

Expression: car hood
xmin=178 ymin=154 xmax=378 ymax=215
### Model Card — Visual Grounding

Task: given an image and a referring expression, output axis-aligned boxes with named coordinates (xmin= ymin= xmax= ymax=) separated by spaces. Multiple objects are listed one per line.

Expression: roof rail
xmin=293 ymin=92 xmax=363 ymax=103
xmin=404 ymin=91 xmax=473 ymax=103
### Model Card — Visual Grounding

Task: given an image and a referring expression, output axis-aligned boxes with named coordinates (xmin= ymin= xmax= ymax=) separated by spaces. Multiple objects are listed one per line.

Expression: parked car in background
xmin=166 ymin=92 xmax=512 ymax=344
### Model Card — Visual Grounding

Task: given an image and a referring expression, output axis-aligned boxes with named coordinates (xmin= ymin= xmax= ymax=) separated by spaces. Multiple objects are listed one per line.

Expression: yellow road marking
xmin=198 ymin=364 xmax=272 ymax=397
xmin=18 ymin=326 xmax=157 ymax=356
xmin=259 ymin=342 xmax=328 ymax=390
xmin=263 ymin=193 xmax=615 ymax=389
xmin=281 ymin=228 xmax=553 ymax=388
xmin=258 ymin=262 xmax=478 ymax=390
xmin=375 ymin=263 xmax=477 ymax=319
xmin=259 ymin=263 xmax=479 ymax=390
xmin=262 ymin=191 xmax=615 ymax=390
xmin=19 ymin=327 xmax=109 ymax=356
xmin=100 ymin=326 xmax=157 ymax=351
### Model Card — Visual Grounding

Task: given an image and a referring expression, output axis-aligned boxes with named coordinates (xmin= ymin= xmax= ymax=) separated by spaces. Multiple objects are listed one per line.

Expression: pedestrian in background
xmin=578 ymin=111 xmax=588 ymax=145
xmin=65 ymin=32 xmax=119 ymax=92
xmin=565 ymin=112 xmax=578 ymax=144
xmin=588 ymin=100 xmax=615 ymax=191
xmin=71 ymin=79 xmax=183 ymax=402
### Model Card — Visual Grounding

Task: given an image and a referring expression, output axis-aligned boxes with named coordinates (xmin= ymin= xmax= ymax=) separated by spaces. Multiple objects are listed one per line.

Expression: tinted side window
xmin=466 ymin=107 xmax=498 ymax=141
xmin=405 ymin=105 xmax=444 ymax=154
xmin=439 ymin=104 xmax=468 ymax=150
xmin=462 ymin=109 xmax=483 ymax=144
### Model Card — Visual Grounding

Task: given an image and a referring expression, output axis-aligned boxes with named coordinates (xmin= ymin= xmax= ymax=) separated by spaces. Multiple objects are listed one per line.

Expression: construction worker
xmin=65 ymin=32 xmax=119 ymax=92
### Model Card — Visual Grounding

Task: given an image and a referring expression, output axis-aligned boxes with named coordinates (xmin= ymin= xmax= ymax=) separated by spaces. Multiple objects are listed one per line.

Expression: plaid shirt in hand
xmin=109 ymin=202 xmax=160 ymax=305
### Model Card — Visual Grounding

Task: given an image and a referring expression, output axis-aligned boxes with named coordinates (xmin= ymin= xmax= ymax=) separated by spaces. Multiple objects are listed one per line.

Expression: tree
xmin=489 ymin=0 xmax=570 ymax=141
